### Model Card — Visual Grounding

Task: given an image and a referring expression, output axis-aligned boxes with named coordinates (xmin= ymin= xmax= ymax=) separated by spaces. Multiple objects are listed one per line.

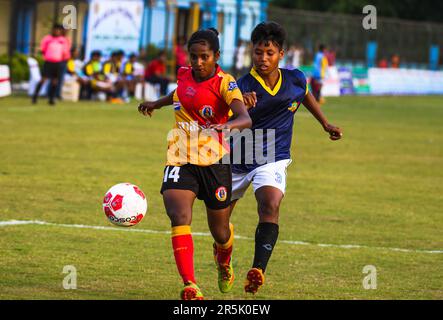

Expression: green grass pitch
xmin=0 ymin=95 xmax=442 ymax=299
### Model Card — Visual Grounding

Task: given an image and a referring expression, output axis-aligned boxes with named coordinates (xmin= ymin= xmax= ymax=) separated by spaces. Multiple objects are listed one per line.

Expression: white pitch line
xmin=1 ymin=219 xmax=442 ymax=255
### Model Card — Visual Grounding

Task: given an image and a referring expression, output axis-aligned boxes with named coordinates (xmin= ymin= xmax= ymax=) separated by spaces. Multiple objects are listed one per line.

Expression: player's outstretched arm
xmin=210 ymin=99 xmax=252 ymax=131
xmin=138 ymin=90 xmax=175 ymax=117
xmin=302 ymin=91 xmax=343 ymax=141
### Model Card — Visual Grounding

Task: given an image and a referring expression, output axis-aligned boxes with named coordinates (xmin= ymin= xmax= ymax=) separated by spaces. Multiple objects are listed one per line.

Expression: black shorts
xmin=42 ymin=61 xmax=64 ymax=79
xmin=160 ymin=164 xmax=232 ymax=210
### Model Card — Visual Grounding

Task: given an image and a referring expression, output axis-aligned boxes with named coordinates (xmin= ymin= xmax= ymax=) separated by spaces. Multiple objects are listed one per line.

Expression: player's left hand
xmin=243 ymin=92 xmax=257 ymax=109
xmin=324 ymin=123 xmax=343 ymax=141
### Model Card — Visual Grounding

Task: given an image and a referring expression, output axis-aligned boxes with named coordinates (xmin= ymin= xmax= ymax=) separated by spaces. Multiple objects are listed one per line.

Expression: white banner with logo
xmin=322 ymin=66 xmax=341 ymax=97
xmin=85 ymin=0 xmax=144 ymax=59
xmin=368 ymin=68 xmax=443 ymax=95
xmin=0 ymin=65 xmax=11 ymax=97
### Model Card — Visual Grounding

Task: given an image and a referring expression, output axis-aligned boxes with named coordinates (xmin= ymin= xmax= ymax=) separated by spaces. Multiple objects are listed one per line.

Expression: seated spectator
xmin=82 ymin=50 xmax=112 ymax=100
xmin=144 ymin=50 xmax=170 ymax=96
xmin=102 ymin=50 xmax=126 ymax=103
xmin=65 ymin=47 xmax=84 ymax=79
xmin=63 ymin=47 xmax=85 ymax=100
xmin=122 ymin=53 xmax=143 ymax=98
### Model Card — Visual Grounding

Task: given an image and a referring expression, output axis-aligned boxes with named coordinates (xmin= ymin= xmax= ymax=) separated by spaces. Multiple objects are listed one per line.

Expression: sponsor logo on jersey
xmin=185 ymin=86 xmax=196 ymax=97
xmin=173 ymin=102 xmax=181 ymax=111
xmin=288 ymin=101 xmax=300 ymax=113
xmin=200 ymin=105 xmax=214 ymax=119
xmin=228 ymin=81 xmax=238 ymax=91
xmin=215 ymin=186 xmax=227 ymax=202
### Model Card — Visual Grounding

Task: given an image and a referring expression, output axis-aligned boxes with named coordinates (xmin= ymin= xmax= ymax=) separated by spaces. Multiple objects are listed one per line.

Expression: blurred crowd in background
xmin=29 ymin=22 xmax=408 ymax=106
xmin=30 ymin=24 xmax=191 ymax=105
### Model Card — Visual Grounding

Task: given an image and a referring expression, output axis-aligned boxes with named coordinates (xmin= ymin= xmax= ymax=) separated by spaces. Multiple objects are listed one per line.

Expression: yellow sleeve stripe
xmin=171 ymin=225 xmax=191 ymax=237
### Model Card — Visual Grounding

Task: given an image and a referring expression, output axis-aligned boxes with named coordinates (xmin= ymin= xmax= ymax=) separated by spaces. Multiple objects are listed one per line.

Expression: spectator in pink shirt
xmin=32 ymin=24 xmax=71 ymax=106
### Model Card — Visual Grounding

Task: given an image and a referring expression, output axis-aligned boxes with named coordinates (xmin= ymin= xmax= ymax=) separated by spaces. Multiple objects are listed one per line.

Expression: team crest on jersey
xmin=215 ymin=186 xmax=227 ymax=202
xmin=200 ymin=105 xmax=214 ymax=119
xmin=288 ymin=101 xmax=300 ymax=113
xmin=185 ymin=86 xmax=196 ymax=97
xmin=228 ymin=81 xmax=238 ymax=91
xmin=173 ymin=102 xmax=181 ymax=111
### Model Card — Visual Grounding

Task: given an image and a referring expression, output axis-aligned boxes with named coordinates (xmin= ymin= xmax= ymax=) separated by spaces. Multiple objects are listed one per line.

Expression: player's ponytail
xmin=188 ymin=28 xmax=220 ymax=53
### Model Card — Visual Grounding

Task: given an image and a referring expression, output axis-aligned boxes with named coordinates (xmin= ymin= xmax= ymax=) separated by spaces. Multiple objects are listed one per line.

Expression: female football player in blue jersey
xmin=230 ymin=21 xmax=343 ymax=294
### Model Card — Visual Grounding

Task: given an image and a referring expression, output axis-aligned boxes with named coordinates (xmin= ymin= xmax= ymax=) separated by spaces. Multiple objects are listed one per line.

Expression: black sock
xmin=33 ymin=82 xmax=43 ymax=102
xmin=252 ymin=222 xmax=279 ymax=273
xmin=48 ymin=83 xmax=57 ymax=103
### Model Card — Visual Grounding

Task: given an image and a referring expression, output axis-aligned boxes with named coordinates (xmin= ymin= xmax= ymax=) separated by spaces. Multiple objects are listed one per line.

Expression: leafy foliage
xmin=0 ymin=52 xmax=44 ymax=83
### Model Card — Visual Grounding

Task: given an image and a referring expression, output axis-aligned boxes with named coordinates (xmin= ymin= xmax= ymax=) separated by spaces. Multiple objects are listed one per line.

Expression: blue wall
xmin=144 ymin=0 xmax=269 ymax=69
xmin=16 ymin=4 xmax=34 ymax=54
xmin=12 ymin=0 xmax=268 ymax=70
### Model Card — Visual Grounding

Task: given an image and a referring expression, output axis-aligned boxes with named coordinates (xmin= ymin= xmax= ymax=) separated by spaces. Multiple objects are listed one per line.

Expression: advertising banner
xmin=0 ymin=65 xmax=12 ymax=97
xmin=338 ymin=67 xmax=354 ymax=95
xmin=368 ymin=68 xmax=443 ymax=95
xmin=85 ymin=0 xmax=144 ymax=59
xmin=321 ymin=66 xmax=341 ymax=97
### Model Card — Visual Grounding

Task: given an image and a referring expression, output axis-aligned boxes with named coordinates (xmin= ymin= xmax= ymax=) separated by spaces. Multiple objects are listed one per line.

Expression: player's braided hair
xmin=251 ymin=21 xmax=286 ymax=49
xmin=188 ymin=28 xmax=220 ymax=53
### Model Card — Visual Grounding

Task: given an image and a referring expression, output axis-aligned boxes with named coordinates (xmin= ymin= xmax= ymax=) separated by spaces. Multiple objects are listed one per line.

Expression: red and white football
xmin=103 ymin=183 xmax=148 ymax=227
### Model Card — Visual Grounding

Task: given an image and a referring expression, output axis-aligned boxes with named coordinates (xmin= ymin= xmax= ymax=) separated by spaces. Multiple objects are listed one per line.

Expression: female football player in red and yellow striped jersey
xmin=138 ymin=28 xmax=251 ymax=300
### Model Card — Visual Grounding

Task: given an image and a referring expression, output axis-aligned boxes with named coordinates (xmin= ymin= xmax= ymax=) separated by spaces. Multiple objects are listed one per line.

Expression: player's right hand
xmin=324 ymin=123 xmax=343 ymax=141
xmin=138 ymin=101 xmax=157 ymax=117
xmin=243 ymin=92 xmax=257 ymax=109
